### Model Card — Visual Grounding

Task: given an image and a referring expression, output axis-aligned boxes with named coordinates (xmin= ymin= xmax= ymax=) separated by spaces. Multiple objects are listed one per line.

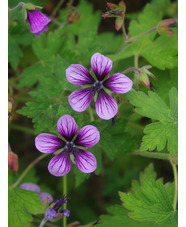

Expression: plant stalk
xmin=132 ymin=150 xmax=170 ymax=160
xmin=122 ymin=67 xmax=141 ymax=74
xmin=63 ymin=175 xmax=67 ymax=227
xmin=88 ymin=106 xmax=94 ymax=121
xmin=51 ymin=0 xmax=65 ymax=17
xmin=8 ymin=2 xmax=25 ymax=12
xmin=11 ymin=153 xmax=49 ymax=189
xmin=172 ymin=163 xmax=178 ymax=210
xmin=127 ymin=27 xmax=157 ymax=42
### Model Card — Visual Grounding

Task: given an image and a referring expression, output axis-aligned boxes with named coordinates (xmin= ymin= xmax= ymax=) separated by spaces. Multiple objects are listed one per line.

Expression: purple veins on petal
xmin=103 ymin=73 xmax=133 ymax=93
xmin=35 ymin=133 xmax=65 ymax=154
xmin=68 ymin=87 xmax=95 ymax=112
xmin=73 ymin=148 xmax=97 ymax=173
xmin=38 ymin=192 xmax=53 ymax=204
xmin=19 ymin=182 xmax=40 ymax=193
xmin=91 ymin=53 xmax=112 ymax=80
xmin=26 ymin=9 xmax=51 ymax=36
xmin=57 ymin=115 xmax=78 ymax=141
xmin=74 ymin=125 xmax=100 ymax=148
xmin=66 ymin=64 xmax=95 ymax=85
xmin=48 ymin=150 xmax=71 ymax=177
xmin=95 ymin=89 xmax=118 ymax=120
xmin=35 ymin=25 xmax=48 ymax=36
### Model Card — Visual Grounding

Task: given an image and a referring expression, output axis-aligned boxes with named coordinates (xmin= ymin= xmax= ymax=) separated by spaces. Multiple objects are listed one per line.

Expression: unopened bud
xmin=8 ymin=144 xmax=19 ymax=172
xmin=139 ymin=72 xmax=150 ymax=88
xmin=157 ymin=19 xmax=176 ymax=36
xmin=102 ymin=1 xmax=126 ymax=31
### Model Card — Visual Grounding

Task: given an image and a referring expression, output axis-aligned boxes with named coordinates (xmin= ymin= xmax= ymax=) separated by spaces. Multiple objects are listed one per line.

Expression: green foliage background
xmin=8 ymin=0 xmax=178 ymax=226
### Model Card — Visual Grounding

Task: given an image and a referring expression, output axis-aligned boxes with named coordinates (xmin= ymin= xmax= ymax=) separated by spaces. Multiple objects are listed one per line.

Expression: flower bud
xmin=139 ymin=72 xmax=150 ymax=88
xmin=67 ymin=7 xmax=81 ymax=24
xmin=8 ymin=98 xmax=13 ymax=119
xmin=102 ymin=1 xmax=126 ymax=31
xmin=157 ymin=19 xmax=176 ymax=36
xmin=8 ymin=144 xmax=19 ymax=172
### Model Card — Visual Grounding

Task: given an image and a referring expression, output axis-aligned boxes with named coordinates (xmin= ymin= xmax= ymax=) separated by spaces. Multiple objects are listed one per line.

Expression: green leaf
xmin=32 ymin=27 xmax=64 ymax=62
xmin=99 ymin=205 xmax=151 ymax=227
xmin=142 ymin=29 xmax=178 ymax=70
xmin=9 ymin=188 xmax=43 ymax=227
xmin=60 ymin=0 xmax=101 ymax=35
xmin=107 ymin=4 xmax=161 ymax=61
xmin=8 ymin=36 xmax=23 ymax=69
xmin=127 ymin=87 xmax=178 ymax=155
xmin=18 ymin=62 xmax=45 ymax=87
xmin=107 ymin=6 xmax=177 ymax=70
xmin=119 ymin=164 xmax=178 ymax=226
xmin=131 ymin=163 xmax=157 ymax=192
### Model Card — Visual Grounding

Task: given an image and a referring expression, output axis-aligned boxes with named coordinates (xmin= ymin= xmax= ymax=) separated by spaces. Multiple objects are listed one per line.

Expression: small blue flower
xmin=45 ymin=196 xmax=70 ymax=220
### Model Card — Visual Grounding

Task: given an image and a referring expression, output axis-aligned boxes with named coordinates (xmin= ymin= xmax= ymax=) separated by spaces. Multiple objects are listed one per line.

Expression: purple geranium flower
xmin=66 ymin=53 xmax=133 ymax=120
xmin=19 ymin=182 xmax=53 ymax=204
xmin=35 ymin=114 xmax=100 ymax=177
xmin=26 ymin=9 xmax=51 ymax=36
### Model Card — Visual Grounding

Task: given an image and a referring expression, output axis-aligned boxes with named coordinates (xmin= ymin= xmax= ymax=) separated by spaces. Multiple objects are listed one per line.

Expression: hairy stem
xmin=121 ymin=21 xmax=127 ymax=40
xmin=63 ymin=175 xmax=67 ymax=227
xmin=51 ymin=0 xmax=65 ymax=17
xmin=171 ymin=163 xmax=178 ymax=210
xmin=88 ymin=106 xmax=94 ymax=121
xmin=11 ymin=153 xmax=49 ymax=189
xmin=122 ymin=67 xmax=141 ymax=74
xmin=127 ymin=27 xmax=157 ymax=42
xmin=9 ymin=123 xmax=35 ymax=135
xmin=8 ymin=2 xmax=25 ymax=12
xmin=132 ymin=150 xmax=170 ymax=160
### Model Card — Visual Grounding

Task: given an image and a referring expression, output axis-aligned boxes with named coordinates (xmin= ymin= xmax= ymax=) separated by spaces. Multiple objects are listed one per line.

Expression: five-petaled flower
xmin=66 ymin=53 xmax=133 ymax=120
xmin=35 ymin=115 xmax=100 ymax=176
xmin=26 ymin=9 xmax=51 ymax=36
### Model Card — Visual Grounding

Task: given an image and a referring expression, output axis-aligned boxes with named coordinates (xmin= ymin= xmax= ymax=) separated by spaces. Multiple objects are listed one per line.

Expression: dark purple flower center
xmin=65 ymin=141 xmax=75 ymax=152
xmin=93 ymin=81 xmax=103 ymax=92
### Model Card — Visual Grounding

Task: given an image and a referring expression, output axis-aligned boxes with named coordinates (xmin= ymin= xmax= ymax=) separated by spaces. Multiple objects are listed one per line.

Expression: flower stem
xmin=63 ymin=175 xmax=67 ymax=227
xmin=88 ymin=106 xmax=94 ymax=121
xmin=121 ymin=21 xmax=127 ymax=40
xmin=51 ymin=0 xmax=65 ymax=17
xmin=10 ymin=153 xmax=49 ymax=189
xmin=122 ymin=67 xmax=141 ymax=74
xmin=132 ymin=150 xmax=170 ymax=160
xmin=8 ymin=2 xmax=25 ymax=12
xmin=9 ymin=123 xmax=35 ymax=135
xmin=171 ymin=163 xmax=178 ymax=210
xmin=127 ymin=27 xmax=157 ymax=42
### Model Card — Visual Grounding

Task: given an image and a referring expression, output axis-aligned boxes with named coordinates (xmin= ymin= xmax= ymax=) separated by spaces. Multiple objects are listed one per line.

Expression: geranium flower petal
xmin=35 ymin=133 xmax=65 ymax=153
xmin=103 ymin=73 xmax=133 ymax=93
xmin=57 ymin=115 xmax=78 ymax=141
xmin=48 ymin=151 xmax=71 ymax=177
xmin=68 ymin=87 xmax=95 ymax=112
xmin=73 ymin=148 xmax=97 ymax=173
xmin=74 ymin=125 xmax=100 ymax=148
xmin=91 ymin=53 xmax=112 ymax=80
xmin=38 ymin=192 xmax=53 ymax=204
xmin=36 ymin=25 xmax=48 ymax=36
xmin=66 ymin=64 xmax=95 ymax=85
xmin=95 ymin=89 xmax=118 ymax=120
xmin=19 ymin=183 xmax=40 ymax=193
xmin=27 ymin=9 xmax=51 ymax=35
